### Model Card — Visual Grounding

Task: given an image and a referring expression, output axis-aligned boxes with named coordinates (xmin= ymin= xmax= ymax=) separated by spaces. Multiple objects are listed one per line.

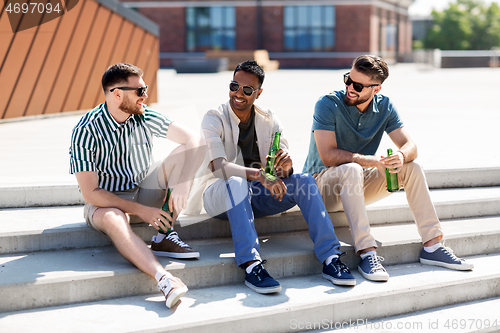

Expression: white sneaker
xmin=157 ymin=275 xmax=188 ymax=308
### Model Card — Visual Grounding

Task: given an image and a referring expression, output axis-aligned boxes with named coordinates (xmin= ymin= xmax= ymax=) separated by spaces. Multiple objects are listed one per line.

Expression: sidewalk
xmin=1 ymin=64 xmax=499 ymax=188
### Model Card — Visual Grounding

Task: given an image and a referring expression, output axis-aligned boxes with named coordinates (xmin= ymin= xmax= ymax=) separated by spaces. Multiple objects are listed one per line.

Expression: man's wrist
xmin=398 ymin=150 xmax=406 ymax=163
xmin=255 ymin=169 xmax=278 ymax=182
xmin=251 ymin=169 xmax=263 ymax=181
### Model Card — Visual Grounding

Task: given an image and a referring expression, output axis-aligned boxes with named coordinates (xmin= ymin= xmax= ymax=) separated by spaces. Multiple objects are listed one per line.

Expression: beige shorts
xmin=84 ymin=163 xmax=166 ymax=232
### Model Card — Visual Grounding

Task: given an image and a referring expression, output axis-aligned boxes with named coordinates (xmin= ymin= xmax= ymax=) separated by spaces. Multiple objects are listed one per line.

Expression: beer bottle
xmin=386 ymin=148 xmax=399 ymax=192
xmin=159 ymin=188 xmax=173 ymax=234
xmin=265 ymin=131 xmax=281 ymax=176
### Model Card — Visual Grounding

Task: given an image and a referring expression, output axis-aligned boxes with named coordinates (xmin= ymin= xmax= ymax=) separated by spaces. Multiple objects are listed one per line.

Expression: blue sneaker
xmin=244 ymin=260 xmax=282 ymax=294
xmin=323 ymin=252 xmax=356 ymax=286
xmin=420 ymin=245 xmax=474 ymax=271
xmin=358 ymin=254 xmax=389 ymax=282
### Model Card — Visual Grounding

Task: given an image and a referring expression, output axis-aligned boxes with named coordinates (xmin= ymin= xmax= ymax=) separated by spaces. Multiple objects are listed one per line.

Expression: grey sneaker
xmin=358 ymin=254 xmax=389 ymax=282
xmin=420 ymin=245 xmax=474 ymax=271
xmin=157 ymin=275 xmax=188 ymax=308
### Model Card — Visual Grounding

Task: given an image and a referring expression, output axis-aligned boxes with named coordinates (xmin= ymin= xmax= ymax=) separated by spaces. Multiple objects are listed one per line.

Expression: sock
xmin=424 ymin=243 xmax=442 ymax=253
xmin=360 ymin=251 xmax=376 ymax=259
xmin=324 ymin=254 xmax=338 ymax=266
xmin=155 ymin=271 xmax=173 ymax=282
xmin=245 ymin=261 xmax=260 ymax=274
xmin=155 ymin=232 xmax=166 ymax=242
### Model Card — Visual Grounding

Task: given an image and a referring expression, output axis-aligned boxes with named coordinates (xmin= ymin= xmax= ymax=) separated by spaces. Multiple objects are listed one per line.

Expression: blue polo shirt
xmin=302 ymin=90 xmax=403 ymax=175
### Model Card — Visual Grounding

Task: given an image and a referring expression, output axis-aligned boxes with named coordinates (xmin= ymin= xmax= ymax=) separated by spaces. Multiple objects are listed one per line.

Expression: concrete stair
xmin=1 ymin=167 xmax=500 ymax=332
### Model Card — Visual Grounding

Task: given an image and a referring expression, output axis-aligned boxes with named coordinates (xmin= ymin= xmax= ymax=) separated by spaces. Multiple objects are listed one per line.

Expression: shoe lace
xmin=157 ymin=276 xmax=172 ymax=297
xmin=332 ymin=252 xmax=350 ymax=273
xmin=367 ymin=254 xmax=386 ymax=274
xmin=441 ymin=246 xmax=461 ymax=261
xmin=252 ymin=260 xmax=270 ymax=282
xmin=166 ymin=231 xmax=190 ymax=248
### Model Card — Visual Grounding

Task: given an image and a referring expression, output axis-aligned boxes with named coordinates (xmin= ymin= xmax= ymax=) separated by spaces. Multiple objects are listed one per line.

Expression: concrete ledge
xmin=1 ymin=187 xmax=500 ymax=254
xmin=0 ymin=185 xmax=84 ymax=209
xmin=2 ymin=167 xmax=498 ymax=208
xmin=1 ymin=218 xmax=499 ymax=312
xmin=0 ymin=253 xmax=499 ymax=332
xmin=426 ymin=167 xmax=500 ymax=188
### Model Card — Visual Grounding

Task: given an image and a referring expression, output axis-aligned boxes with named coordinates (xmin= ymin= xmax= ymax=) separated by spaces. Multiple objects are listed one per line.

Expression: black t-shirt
xmin=238 ymin=108 xmax=261 ymax=169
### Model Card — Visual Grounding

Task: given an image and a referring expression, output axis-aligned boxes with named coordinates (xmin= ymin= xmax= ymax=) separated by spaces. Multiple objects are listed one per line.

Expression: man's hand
xmin=380 ymin=151 xmax=404 ymax=173
xmin=273 ymin=148 xmax=293 ymax=178
xmin=257 ymin=170 xmax=287 ymax=201
xmin=168 ymin=181 xmax=191 ymax=221
xmin=136 ymin=204 xmax=173 ymax=233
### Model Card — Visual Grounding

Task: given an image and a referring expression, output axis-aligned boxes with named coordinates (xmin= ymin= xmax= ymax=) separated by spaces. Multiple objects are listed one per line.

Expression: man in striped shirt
xmin=69 ymin=63 xmax=204 ymax=308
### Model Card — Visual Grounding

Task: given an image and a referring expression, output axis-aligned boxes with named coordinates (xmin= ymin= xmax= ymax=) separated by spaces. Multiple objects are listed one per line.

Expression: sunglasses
xmin=110 ymin=85 xmax=148 ymax=97
xmin=229 ymin=81 xmax=259 ymax=96
xmin=343 ymin=73 xmax=379 ymax=93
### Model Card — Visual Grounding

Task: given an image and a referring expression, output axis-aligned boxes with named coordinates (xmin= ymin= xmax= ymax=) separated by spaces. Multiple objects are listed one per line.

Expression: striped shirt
xmin=69 ymin=103 xmax=172 ymax=191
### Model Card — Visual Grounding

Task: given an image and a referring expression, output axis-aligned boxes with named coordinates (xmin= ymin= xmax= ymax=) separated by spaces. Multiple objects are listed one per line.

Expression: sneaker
xmin=420 ymin=245 xmax=474 ymax=271
xmin=244 ymin=260 xmax=282 ymax=294
xmin=358 ymin=254 xmax=389 ymax=282
xmin=151 ymin=231 xmax=200 ymax=259
xmin=323 ymin=252 xmax=356 ymax=286
xmin=157 ymin=274 xmax=188 ymax=308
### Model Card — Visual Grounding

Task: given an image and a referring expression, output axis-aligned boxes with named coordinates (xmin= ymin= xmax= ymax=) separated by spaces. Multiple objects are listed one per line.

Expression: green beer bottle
xmin=159 ymin=188 xmax=173 ymax=234
xmin=265 ymin=131 xmax=281 ymax=176
xmin=386 ymin=148 xmax=399 ymax=192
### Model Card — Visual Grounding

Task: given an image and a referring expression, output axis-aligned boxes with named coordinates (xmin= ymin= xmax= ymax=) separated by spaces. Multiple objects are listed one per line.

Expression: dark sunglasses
xmin=343 ymin=73 xmax=379 ymax=93
xmin=110 ymin=85 xmax=148 ymax=97
xmin=229 ymin=82 xmax=259 ymax=96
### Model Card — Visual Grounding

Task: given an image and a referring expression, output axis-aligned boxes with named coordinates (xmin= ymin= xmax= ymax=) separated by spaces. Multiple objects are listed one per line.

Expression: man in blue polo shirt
xmin=303 ymin=55 xmax=473 ymax=282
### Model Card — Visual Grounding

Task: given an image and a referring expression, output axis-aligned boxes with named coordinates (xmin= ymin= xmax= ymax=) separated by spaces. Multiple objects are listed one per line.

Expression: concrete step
xmin=312 ymin=296 xmax=500 ymax=333
xmin=1 ymin=216 xmax=499 ymax=312
xmin=1 ymin=252 xmax=499 ymax=333
xmin=0 ymin=185 xmax=84 ymax=209
xmin=2 ymin=186 xmax=500 ymax=255
xmin=1 ymin=167 xmax=499 ymax=209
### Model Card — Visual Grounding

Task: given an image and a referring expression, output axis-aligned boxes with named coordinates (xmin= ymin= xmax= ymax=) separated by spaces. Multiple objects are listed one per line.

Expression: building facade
xmin=0 ymin=0 xmax=159 ymax=119
xmin=121 ymin=0 xmax=413 ymax=69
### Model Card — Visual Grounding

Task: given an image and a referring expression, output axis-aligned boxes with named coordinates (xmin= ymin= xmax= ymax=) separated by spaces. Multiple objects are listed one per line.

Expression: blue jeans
xmin=203 ymin=173 xmax=341 ymax=267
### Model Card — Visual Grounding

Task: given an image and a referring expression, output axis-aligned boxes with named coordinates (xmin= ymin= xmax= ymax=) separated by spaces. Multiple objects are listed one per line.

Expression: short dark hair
xmin=352 ymin=55 xmax=389 ymax=84
xmin=234 ymin=60 xmax=265 ymax=87
xmin=102 ymin=63 xmax=143 ymax=93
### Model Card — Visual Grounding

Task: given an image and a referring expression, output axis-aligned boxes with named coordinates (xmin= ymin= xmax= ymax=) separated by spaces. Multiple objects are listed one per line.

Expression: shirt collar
xmin=102 ymin=103 xmax=135 ymax=131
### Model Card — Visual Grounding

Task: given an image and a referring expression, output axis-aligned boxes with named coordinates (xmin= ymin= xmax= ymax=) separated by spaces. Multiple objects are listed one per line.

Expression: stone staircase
xmin=1 ymin=167 xmax=500 ymax=332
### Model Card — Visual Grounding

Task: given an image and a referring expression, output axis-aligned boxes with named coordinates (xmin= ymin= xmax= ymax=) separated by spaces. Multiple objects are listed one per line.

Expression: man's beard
xmin=119 ymin=96 xmax=143 ymax=115
xmin=344 ymin=93 xmax=371 ymax=106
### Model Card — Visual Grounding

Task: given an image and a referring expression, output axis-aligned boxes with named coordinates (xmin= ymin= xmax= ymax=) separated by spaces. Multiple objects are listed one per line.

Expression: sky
xmin=409 ymin=0 xmax=500 ymax=16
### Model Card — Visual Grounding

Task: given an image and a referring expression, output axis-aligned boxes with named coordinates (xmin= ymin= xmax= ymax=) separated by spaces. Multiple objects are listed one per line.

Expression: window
xmin=386 ymin=24 xmax=397 ymax=51
xmin=186 ymin=7 xmax=235 ymax=52
xmin=284 ymin=5 xmax=335 ymax=52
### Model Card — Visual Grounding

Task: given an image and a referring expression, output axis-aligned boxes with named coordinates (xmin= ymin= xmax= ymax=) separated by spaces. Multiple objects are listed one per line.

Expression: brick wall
xmin=335 ymin=6 xmax=371 ymax=52
xmin=262 ymin=6 xmax=283 ymax=52
xmin=236 ymin=6 xmax=258 ymax=50
xmin=139 ymin=8 xmax=185 ymax=53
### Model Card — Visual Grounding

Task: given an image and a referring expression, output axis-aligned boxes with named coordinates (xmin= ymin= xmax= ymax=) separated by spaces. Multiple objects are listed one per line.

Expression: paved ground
xmin=1 ymin=63 xmax=499 ymax=187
